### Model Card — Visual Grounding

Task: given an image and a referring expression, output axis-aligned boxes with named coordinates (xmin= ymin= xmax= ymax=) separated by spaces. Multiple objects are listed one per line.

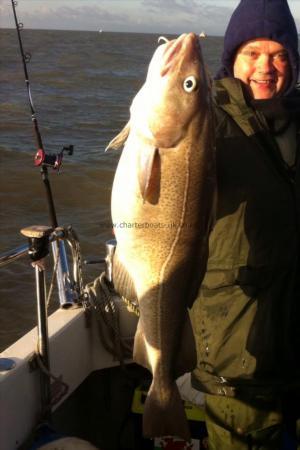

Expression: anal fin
xmin=112 ymin=251 xmax=137 ymax=301
xmin=133 ymin=323 xmax=152 ymax=372
xmin=174 ymin=312 xmax=197 ymax=378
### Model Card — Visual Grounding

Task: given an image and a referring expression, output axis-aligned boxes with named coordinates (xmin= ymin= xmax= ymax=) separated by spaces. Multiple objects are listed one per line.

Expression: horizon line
xmin=0 ymin=26 xmax=224 ymax=37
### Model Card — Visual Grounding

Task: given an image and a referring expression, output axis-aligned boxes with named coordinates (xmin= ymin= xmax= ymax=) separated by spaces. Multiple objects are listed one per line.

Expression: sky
xmin=1 ymin=0 xmax=300 ymax=36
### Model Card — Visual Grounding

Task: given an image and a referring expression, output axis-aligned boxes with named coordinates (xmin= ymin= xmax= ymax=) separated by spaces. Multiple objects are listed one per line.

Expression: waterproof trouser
xmin=204 ymin=394 xmax=300 ymax=450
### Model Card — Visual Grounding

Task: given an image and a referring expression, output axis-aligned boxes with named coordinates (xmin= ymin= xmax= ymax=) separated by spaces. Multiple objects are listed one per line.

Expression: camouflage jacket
xmin=190 ymin=77 xmax=300 ymax=399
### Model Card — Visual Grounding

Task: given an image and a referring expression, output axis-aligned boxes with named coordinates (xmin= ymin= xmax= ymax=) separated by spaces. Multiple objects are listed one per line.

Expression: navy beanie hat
xmin=216 ymin=0 xmax=299 ymax=93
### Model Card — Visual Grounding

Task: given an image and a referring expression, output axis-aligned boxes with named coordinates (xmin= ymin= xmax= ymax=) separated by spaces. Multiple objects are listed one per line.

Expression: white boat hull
xmin=0 ymin=300 xmax=138 ymax=450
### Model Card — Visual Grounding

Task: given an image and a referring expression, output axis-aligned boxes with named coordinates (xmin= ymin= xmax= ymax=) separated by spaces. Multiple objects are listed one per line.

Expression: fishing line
xmin=11 ymin=0 xmax=74 ymax=229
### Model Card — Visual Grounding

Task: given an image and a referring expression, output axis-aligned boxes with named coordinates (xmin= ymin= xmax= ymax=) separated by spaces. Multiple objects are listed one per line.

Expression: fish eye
xmin=183 ymin=76 xmax=198 ymax=92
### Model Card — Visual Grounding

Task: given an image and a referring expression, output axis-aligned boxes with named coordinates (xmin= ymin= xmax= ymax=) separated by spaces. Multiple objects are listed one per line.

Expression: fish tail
xmin=143 ymin=380 xmax=190 ymax=441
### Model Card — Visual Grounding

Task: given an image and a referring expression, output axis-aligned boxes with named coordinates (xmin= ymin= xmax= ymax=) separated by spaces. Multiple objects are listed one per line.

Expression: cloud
xmin=0 ymin=0 xmax=234 ymax=34
xmin=0 ymin=3 xmax=130 ymax=31
xmin=142 ymin=0 xmax=199 ymax=14
xmin=140 ymin=0 xmax=233 ymax=34
xmin=142 ymin=0 xmax=231 ymax=19
xmin=0 ymin=0 xmax=235 ymax=34
xmin=2 ymin=0 xmax=298 ymax=35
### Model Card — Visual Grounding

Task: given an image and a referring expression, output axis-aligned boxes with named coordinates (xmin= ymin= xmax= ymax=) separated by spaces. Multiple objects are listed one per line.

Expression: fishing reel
xmin=34 ymin=145 xmax=74 ymax=170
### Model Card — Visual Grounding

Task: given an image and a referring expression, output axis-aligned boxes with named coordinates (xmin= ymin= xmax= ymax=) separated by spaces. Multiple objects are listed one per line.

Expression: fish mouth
xmin=160 ymin=33 xmax=200 ymax=77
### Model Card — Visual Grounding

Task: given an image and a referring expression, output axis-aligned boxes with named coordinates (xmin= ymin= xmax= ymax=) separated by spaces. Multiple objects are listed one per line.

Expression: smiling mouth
xmin=251 ymin=79 xmax=275 ymax=85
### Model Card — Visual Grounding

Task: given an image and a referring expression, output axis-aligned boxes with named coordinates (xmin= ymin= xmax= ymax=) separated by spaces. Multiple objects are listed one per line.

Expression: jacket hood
xmin=215 ymin=0 xmax=299 ymax=95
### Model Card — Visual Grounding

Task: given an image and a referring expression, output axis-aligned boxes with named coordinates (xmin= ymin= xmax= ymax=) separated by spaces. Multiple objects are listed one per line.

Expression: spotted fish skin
xmin=109 ymin=33 xmax=216 ymax=440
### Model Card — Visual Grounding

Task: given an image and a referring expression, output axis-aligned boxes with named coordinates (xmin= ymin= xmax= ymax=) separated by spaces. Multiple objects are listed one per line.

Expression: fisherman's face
xmin=233 ymin=39 xmax=291 ymax=99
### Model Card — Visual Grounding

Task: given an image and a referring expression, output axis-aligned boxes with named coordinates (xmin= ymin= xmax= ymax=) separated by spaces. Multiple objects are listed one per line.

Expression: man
xmin=189 ymin=0 xmax=300 ymax=448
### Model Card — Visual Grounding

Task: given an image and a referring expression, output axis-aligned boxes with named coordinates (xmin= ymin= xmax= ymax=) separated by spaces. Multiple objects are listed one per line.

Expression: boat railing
xmin=0 ymin=225 xmax=85 ymax=309
xmin=0 ymin=223 xmax=87 ymax=420
xmin=0 ymin=243 xmax=29 ymax=267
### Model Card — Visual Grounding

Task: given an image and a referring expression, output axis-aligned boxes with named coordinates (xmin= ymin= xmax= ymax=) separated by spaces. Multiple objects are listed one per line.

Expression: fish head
xmin=131 ymin=33 xmax=211 ymax=149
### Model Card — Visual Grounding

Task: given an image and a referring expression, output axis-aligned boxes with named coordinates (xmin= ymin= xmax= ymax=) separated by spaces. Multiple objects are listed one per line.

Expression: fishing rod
xmin=11 ymin=0 xmax=78 ymax=308
xmin=11 ymin=0 xmax=75 ymax=224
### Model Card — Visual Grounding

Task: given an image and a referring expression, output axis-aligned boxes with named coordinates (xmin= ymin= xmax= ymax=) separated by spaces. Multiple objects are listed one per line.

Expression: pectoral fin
xmin=138 ymin=147 xmax=161 ymax=204
xmin=105 ymin=121 xmax=130 ymax=151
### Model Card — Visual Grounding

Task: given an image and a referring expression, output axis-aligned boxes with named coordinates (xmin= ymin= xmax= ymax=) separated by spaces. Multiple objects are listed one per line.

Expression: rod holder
xmin=20 ymin=225 xmax=53 ymax=421
xmin=105 ymin=239 xmax=117 ymax=283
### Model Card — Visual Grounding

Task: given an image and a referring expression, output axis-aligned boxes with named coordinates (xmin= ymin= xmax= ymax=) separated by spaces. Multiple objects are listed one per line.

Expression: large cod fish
xmin=108 ymin=33 xmax=215 ymax=440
